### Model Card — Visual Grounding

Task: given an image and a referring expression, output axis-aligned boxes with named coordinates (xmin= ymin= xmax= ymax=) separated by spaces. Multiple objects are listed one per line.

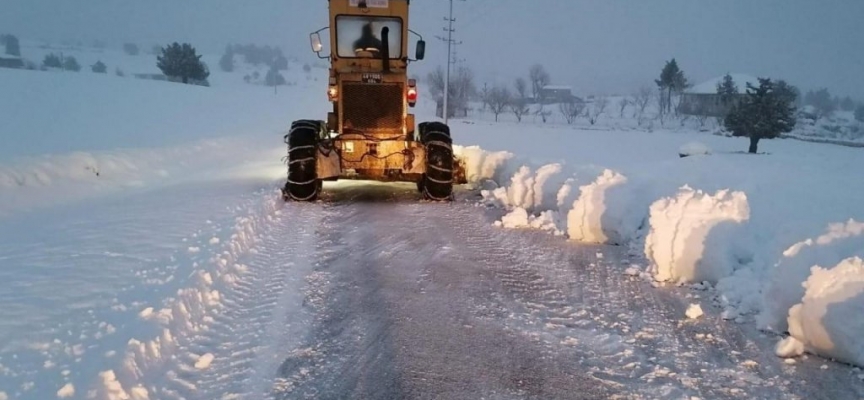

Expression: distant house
xmin=0 ymin=55 xmax=23 ymax=69
xmin=0 ymin=43 xmax=24 ymax=69
xmin=539 ymin=85 xmax=576 ymax=104
xmin=679 ymin=74 xmax=759 ymax=117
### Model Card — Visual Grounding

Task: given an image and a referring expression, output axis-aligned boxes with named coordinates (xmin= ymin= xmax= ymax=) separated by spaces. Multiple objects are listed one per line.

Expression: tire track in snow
xmin=437 ymin=205 xmax=822 ymax=399
xmin=167 ymin=203 xmax=328 ymax=399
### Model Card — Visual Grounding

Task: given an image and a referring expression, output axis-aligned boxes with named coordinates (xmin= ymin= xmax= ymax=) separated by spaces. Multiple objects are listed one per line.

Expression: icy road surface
xmin=181 ymin=183 xmax=862 ymax=400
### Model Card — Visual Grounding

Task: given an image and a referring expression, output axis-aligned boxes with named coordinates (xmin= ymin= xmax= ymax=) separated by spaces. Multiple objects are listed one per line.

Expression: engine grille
xmin=341 ymin=82 xmax=404 ymax=131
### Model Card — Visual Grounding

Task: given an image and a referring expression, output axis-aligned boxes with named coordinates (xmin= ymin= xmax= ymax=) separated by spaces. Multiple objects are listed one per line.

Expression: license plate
xmin=350 ymin=0 xmax=388 ymax=8
xmin=362 ymin=73 xmax=382 ymax=84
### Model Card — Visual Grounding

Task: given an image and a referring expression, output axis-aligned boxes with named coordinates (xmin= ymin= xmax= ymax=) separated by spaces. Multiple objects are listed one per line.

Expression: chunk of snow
xmin=94 ymin=370 xmax=149 ymax=400
xmin=209 ymin=237 xmax=220 ymax=245
xmin=685 ymin=304 xmax=704 ymax=319
xmin=782 ymin=257 xmax=864 ymax=367
xmin=57 ymin=383 xmax=75 ymax=398
xmin=453 ymin=145 xmax=514 ymax=185
xmin=497 ymin=208 xmax=563 ymax=234
xmin=187 ymin=247 xmax=201 ymax=254
xmin=775 ymin=336 xmax=805 ymax=358
xmin=194 ymin=353 xmax=215 ymax=369
xmin=645 ymin=186 xmax=750 ymax=284
xmin=679 ymin=142 xmax=711 ymax=157
xmin=138 ymin=307 xmax=154 ymax=319
xmin=499 ymin=207 xmax=530 ymax=228
xmin=0 ymin=391 xmax=7 ymax=400
xmin=567 ymin=170 xmax=631 ymax=244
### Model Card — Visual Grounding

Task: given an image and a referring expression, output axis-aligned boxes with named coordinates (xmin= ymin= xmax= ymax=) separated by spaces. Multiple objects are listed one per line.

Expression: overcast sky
xmin=3 ymin=0 xmax=863 ymax=98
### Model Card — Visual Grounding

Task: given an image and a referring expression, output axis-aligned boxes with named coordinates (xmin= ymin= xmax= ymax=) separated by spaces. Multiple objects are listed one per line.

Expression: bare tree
xmin=510 ymin=99 xmax=530 ymax=122
xmin=633 ymin=86 xmax=652 ymax=119
xmin=479 ymin=83 xmax=490 ymax=112
xmin=428 ymin=65 xmax=477 ymax=118
xmin=655 ymin=90 xmax=667 ymax=126
xmin=534 ymin=103 xmax=552 ymax=123
xmin=587 ymin=96 xmax=609 ymax=125
xmin=529 ymin=64 xmax=551 ymax=103
xmin=514 ymin=77 xmax=529 ymax=99
xmin=509 ymin=78 xmax=530 ymax=122
xmin=618 ymin=97 xmax=631 ymax=118
xmin=488 ymin=86 xmax=512 ymax=122
xmin=559 ymin=98 xmax=585 ymax=125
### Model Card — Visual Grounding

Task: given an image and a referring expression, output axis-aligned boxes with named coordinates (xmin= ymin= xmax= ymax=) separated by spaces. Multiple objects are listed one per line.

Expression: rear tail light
xmin=407 ymin=79 xmax=417 ymax=107
xmin=328 ymin=86 xmax=338 ymax=102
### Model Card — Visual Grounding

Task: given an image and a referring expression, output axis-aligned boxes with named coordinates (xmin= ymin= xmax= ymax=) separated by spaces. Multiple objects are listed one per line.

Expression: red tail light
xmin=407 ymin=79 xmax=417 ymax=107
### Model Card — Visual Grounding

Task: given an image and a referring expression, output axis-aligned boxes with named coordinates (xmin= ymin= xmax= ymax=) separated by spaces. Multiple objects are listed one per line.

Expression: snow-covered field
xmin=2 ymin=41 xmax=864 ymax=399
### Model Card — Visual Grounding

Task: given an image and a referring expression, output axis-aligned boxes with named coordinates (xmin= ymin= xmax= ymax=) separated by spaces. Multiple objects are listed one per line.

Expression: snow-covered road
xmin=137 ymin=183 xmax=862 ymax=400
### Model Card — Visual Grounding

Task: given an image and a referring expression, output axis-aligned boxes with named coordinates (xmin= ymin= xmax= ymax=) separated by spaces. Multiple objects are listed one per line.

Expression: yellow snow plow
xmin=283 ymin=0 xmax=466 ymax=201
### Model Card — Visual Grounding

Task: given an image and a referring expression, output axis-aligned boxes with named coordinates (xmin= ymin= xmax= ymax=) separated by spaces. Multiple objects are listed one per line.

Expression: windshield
xmin=336 ymin=16 xmax=402 ymax=59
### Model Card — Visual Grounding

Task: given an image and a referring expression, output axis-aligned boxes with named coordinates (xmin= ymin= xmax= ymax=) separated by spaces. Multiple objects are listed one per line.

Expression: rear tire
xmin=419 ymin=122 xmax=454 ymax=201
xmin=284 ymin=121 xmax=321 ymax=201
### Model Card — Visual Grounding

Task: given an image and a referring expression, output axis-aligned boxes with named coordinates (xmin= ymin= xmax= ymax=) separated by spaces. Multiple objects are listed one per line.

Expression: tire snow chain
xmin=423 ymin=186 xmax=451 ymax=201
xmin=287 ymin=145 xmax=317 ymax=165
xmin=424 ymin=139 xmax=455 ymax=182
xmin=288 ymin=190 xmax=318 ymax=202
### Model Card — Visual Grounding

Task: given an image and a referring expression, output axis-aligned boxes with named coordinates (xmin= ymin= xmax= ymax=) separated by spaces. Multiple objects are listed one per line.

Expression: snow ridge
xmin=90 ymin=188 xmax=284 ymax=400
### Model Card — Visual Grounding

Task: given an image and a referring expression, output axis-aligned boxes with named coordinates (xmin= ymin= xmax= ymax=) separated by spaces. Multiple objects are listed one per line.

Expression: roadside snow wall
xmin=645 ymin=187 xmax=751 ymax=284
xmin=777 ymin=257 xmax=864 ymax=367
xmin=757 ymin=220 xmax=864 ymax=333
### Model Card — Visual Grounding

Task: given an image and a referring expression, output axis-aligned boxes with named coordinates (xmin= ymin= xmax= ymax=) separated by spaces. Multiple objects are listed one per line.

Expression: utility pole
xmin=437 ymin=0 xmax=464 ymax=125
xmin=443 ymin=0 xmax=454 ymax=125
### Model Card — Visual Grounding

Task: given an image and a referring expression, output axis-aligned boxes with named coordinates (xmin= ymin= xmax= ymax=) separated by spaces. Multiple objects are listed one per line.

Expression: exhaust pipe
xmin=381 ymin=26 xmax=390 ymax=73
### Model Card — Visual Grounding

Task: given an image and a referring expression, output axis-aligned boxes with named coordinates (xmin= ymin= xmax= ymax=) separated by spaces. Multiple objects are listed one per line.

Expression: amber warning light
xmin=328 ymin=77 xmax=338 ymax=102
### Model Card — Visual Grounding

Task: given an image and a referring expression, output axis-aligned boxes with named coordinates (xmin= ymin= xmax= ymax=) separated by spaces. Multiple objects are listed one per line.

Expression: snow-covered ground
xmin=2 ymin=40 xmax=864 ymax=399
xmin=454 ymin=113 xmax=864 ymax=371
xmin=0 ymin=44 xmax=327 ymax=398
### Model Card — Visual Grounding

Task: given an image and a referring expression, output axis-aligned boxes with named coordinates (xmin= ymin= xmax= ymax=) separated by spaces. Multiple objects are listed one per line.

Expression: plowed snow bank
xmin=778 ymin=257 xmax=864 ymax=367
xmin=645 ymin=187 xmax=750 ymax=284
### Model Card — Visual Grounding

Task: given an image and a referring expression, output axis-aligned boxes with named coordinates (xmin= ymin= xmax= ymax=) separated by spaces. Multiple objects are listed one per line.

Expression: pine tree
xmin=724 ymin=78 xmax=797 ymax=154
xmin=63 ymin=56 xmax=81 ymax=72
xmin=655 ymin=59 xmax=688 ymax=116
xmin=157 ymin=42 xmax=210 ymax=84
xmin=265 ymin=65 xmax=286 ymax=87
xmin=855 ymin=105 xmax=864 ymax=123
xmin=716 ymin=73 xmax=738 ymax=106
xmin=91 ymin=60 xmax=107 ymax=73
xmin=2 ymin=34 xmax=21 ymax=56
xmin=42 ymin=53 xmax=62 ymax=69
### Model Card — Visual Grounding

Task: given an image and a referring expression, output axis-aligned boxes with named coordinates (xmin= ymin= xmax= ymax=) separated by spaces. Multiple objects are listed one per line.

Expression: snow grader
xmin=283 ymin=0 xmax=465 ymax=201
